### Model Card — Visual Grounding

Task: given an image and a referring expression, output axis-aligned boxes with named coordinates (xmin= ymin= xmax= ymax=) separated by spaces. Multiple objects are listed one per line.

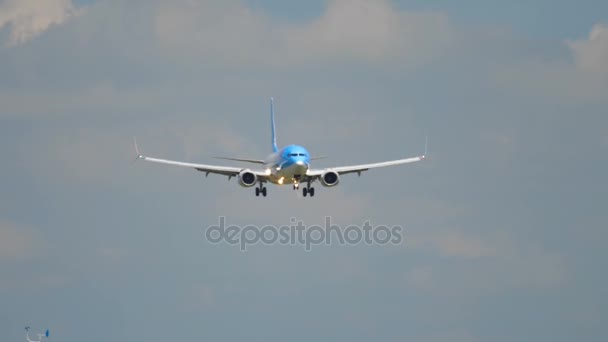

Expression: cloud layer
xmin=153 ymin=0 xmax=453 ymax=67
xmin=568 ymin=23 xmax=608 ymax=75
xmin=0 ymin=0 xmax=80 ymax=45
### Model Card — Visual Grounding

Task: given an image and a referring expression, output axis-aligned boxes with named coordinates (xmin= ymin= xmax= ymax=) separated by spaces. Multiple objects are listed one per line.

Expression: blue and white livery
xmin=135 ymin=98 xmax=426 ymax=197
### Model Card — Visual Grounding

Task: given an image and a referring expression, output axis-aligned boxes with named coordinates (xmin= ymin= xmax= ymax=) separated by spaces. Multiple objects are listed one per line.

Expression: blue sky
xmin=1 ymin=1 xmax=607 ymax=341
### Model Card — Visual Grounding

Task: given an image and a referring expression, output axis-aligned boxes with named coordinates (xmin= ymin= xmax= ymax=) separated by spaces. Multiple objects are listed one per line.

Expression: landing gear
xmin=302 ymin=181 xmax=315 ymax=197
xmin=255 ymin=183 xmax=267 ymax=197
xmin=293 ymin=175 xmax=302 ymax=191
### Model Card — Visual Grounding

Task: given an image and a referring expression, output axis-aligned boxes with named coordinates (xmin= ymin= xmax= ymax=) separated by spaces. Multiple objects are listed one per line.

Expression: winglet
xmin=422 ymin=136 xmax=428 ymax=159
xmin=133 ymin=137 xmax=143 ymax=159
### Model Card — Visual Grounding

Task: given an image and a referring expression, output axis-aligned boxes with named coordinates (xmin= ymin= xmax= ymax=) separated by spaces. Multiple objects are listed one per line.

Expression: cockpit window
xmin=288 ymin=152 xmax=307 ymax=157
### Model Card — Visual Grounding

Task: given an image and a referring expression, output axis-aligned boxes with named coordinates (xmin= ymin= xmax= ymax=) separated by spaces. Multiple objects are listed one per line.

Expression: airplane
xmin=25 ymin=327 xmax=49 ymax=342
xmin=134 ymin=98 xmax=426 ymax=197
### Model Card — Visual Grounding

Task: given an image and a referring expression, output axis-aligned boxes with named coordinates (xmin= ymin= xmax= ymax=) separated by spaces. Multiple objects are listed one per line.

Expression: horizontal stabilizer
xmin=212 ymin=157 xmax=265 ymax=164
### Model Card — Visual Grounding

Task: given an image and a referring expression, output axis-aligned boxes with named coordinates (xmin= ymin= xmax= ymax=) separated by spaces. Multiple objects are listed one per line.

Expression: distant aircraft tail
xmin=25 ymin=327 xmax=49 ymax=342
xmin=270 ymin=97 xmax=278 ymax=153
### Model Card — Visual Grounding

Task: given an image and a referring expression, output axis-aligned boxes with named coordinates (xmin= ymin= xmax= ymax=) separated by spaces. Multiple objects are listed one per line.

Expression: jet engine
xmin=320 ymin=170 xmax=340 ymax=187
xmin=238 ymin=170 xmax=257 ymax=187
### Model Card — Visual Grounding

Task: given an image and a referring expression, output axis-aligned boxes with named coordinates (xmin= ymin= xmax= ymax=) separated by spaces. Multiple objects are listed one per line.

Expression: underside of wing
xmin=307 ymin=155 xmax=425 ymax=177
xmin=139 ymin=156 xmax=268 ymax=178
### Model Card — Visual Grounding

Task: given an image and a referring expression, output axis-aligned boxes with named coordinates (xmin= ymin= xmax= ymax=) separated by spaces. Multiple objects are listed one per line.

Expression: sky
xmin=1 ymin=0 xmax=607 ymax=341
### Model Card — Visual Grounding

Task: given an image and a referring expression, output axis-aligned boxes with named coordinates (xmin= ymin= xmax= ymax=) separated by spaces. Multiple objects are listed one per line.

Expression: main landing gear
xmin=302 ymin=181 xmax=315 ymax=197
xmin=255 ymin=182 xmax=267 ymax=197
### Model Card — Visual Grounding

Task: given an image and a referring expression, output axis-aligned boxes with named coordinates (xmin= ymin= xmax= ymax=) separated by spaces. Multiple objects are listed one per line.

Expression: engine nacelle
xmin=238 ymin=170 xmax=257 ymax=187
xmin=320 ymin=170 xmax=340 ymax=187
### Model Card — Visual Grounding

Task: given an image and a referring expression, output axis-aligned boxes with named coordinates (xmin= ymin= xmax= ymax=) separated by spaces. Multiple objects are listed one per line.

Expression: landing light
xmin=278 ymin=177 xmax=284 ymax=185
xmin=265 ymin=168 xmax=271 ymax=175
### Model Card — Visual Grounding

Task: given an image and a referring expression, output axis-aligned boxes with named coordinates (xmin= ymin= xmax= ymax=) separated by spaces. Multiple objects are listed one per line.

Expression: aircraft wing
xmin=306 ymin=155 xmax=425 ymax=177
xmin=139 ymin=155 xmax=248 ymax=176
xmin=134 ymin=139 xmax=267 ymax=178
xmin=307 ymin=137 xmax=427 ymax=177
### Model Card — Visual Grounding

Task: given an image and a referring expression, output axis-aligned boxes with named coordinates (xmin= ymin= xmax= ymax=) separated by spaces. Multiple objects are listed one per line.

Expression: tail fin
xmin=270 ymin=97 xmax=278 ymax=152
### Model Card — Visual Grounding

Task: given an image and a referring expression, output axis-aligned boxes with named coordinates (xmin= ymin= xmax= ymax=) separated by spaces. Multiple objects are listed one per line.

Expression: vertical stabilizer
xmin=270 ymin=97 xmax=278 ymax=152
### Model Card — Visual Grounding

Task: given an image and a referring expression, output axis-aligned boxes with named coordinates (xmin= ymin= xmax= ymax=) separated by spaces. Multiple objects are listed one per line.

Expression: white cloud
xmin=568 ymin=23 xmax=608 ymax=75
xmin=154 ymin=0 xmax=272 ymax=65
xmin=154 ymin=0 xmax=454 ymax=67
xmin=0 ymin=0 xmax=81 ymax=46
xmin=283 ymin=0 xmax=452 ymax=64
xmin=0 ymin=0 xmax=454 ymax=119
xmin=493 ymin=23 xmax=608 ymax=102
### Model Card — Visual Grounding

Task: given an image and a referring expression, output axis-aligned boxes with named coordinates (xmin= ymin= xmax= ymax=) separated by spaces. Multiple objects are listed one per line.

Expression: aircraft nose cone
xmin=296 ymin=160 xmax=305 ymax=165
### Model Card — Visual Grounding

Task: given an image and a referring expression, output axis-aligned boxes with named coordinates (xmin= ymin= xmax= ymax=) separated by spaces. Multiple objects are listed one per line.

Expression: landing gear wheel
xmin=303 ymin=187 xmax=308 ymax=197
xmin=256 ymin=183 xmax=267 ymax=197
xmin=309 ymin=187 xmax=315 ymax=197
